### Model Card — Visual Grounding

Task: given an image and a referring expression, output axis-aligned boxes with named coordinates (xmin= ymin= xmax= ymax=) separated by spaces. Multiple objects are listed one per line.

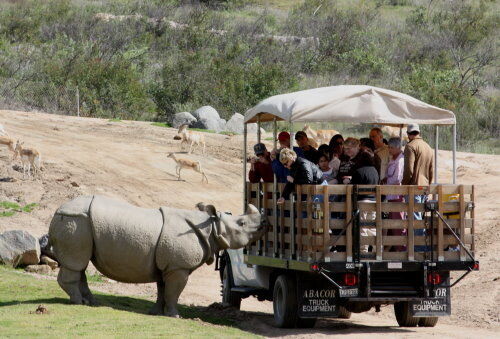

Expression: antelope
xmin=174 ymin=124 xmax=206 ymax=154
xmin=167 ymin=153 xmax=208 ymax=183
xmin=303 ymin=125 xmax=340 ymax=146
xmin=14 ymin=140 xmax=42 ymax=179
xmin=0 ymin=136 xmax=15 ymax=159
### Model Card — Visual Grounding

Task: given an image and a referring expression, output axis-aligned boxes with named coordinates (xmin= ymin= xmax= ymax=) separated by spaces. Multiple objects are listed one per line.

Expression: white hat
xmin=407 ymin=123 xmax=420 ymax=133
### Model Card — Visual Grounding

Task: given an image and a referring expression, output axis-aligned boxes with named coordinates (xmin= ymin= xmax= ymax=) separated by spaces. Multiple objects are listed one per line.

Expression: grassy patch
xmin=86 ymin=272 xmax=105 ymax=283
xmin=108 ymin=118 xmax=122 ymax=122
xmin=0 ymin=201 xmax=38 ymax=217
xmin=0 ymin=265 xmax=258 ymax=337
xmin=264 ymin=137 xmax=274 ymax=141
xmin=151 ymin=122 xmax=171 ymax=128
xmin=220 ymin=131 xmax=236 ymax=136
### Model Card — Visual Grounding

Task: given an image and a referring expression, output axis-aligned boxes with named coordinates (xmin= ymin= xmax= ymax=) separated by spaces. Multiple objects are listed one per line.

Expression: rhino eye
xmin=239 ymin=220 xmax=246 ymax=227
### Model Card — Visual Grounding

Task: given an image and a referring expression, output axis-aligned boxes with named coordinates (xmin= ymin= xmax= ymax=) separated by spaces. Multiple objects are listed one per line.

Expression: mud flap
xmin=409 ymin=286 xmax=451 ymax=317
xmin=297 ymin=278 xmax=340 ymax=318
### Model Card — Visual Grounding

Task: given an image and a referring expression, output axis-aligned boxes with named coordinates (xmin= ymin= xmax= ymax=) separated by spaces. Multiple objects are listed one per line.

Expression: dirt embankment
xmin=0 ymin=109 xmax=498 ymax=337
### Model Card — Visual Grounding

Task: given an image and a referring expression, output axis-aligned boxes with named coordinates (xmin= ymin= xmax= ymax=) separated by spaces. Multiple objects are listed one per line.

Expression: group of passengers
xmin=248 ymin=124 xmax=434 ymax=253
xmin=249 ymin=123 xmax=433 ymax=196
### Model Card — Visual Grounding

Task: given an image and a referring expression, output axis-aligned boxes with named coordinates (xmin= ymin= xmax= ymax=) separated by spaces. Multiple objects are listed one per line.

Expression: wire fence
xmin=0 ymin=78 xmax=80 ymax=116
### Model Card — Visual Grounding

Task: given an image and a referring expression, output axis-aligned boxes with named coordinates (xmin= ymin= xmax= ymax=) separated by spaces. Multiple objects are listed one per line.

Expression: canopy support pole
xmin=452 ymin=124 xmax=457 ymax=184
xmin=434 ymin=126 xmax=439 ymax=184
xmin=256 ymin=115 xmax=262 ymax=255
xmin=243 ymin=123 xmax=247 ymax=213
xmin=273 ymin=118 xmax=278 ymax=257
xmin=289 ymin=120 xmax=294 ymax=148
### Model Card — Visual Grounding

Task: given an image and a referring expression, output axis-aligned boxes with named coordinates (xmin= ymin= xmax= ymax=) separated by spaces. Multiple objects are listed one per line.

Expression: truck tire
xmin=273 ymin=275 xmax=299 ymax=328
xmin=419 ymin=317 xmax=438 ymax=327
xmin=297 ymin=317 xmax=317 ymax=328
xmin=394 ymin=302 xmax=419 ymax=327
xmin=222 ymin=263 xmax=241 ymax=309
xmin=337 ymin=305 xmax=352 ymax=319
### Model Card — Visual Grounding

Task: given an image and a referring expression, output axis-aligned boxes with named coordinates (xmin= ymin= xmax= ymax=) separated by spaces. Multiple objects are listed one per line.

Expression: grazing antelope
xmin=303 ymin=125 xmax=340 ymax=146
xmin=167 ymin=153 xmax=208 ymax=183
xmin=14 ymin=140 xmax=42 ymax=179
xmin=174 ymin=124 xmax=206 ymax=154
xmin=0 ymin=136 xmax=15 ymax=159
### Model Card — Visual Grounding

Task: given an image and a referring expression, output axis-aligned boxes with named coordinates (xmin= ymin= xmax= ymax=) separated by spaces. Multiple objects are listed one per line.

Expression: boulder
xmin=40 ymin=255 xmax=58 ymax=269
xmin=225 ymin=113 xmax=244 ymax=134
xmin=171 ymin=112 xmax=197 ymax=129
xmin=0 ymin=230 xmax=40 ymax=267
xmin=25 ymin=264 xmax=52 ymax=275
xmin=192 ymin=106 xmax=225 ymax=132
xmin=247 ymin=123 xmax=266 ymax=136
xmin=224 ymin=113 xmax=265 ymax=135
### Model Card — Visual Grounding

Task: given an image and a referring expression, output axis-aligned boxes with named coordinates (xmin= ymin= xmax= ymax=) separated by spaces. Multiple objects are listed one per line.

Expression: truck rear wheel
xmin=222 ymin=263 xmax=241 ymax=309
xmin=297 ymin=317 xmax=317 ymax=328
xmin=273 ymin=275 xmax=299 ymax=328
xmin=394 ymin=302 xmax=419 ymax=327
xmin=419 ymin=317 xmax=438 ymax=327
xmin=337 ymin=306 xmax=352 ymax=319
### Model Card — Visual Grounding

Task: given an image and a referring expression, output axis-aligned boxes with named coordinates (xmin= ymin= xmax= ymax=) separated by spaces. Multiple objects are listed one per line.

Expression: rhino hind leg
xmin=79 ymin=271 xmax=97 ymax=306
xmin=58 ymin=267 xmax=85 ymax=304
xmin=162 ymin=269 xmax=189 ymax=318
xmin=148 ymin=280 xmax=166 ymax=315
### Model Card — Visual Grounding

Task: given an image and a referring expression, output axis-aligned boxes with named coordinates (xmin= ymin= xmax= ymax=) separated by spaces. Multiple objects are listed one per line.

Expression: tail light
xmin=427 ymin=272 xmax=442 ymax=285
xmin=343 ymin=273 xmax=358 ymax=286
xmin=310 ymin=264 xmax=320 ymax=272
xmin=473 ymin=262 xmax=479 ymax=270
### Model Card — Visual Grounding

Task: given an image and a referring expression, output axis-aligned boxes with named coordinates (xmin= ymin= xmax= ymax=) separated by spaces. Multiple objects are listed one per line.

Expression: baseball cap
xmin=294 ymin=131 xmax=307 ymax=140
xmin=277 ymin=131 xmax=290 ymax=142
xmin=253 ymin=143 xmax=267 ymax=155
xmin=407 ymin=124 xmax=420 ymax=133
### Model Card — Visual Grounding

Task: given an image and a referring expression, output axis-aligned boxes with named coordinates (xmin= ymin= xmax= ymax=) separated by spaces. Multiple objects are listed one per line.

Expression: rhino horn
xmin=246 ymin=204 xmax=259 ymax=215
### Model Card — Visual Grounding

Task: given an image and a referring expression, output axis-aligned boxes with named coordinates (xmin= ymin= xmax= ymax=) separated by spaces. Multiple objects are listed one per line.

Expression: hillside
xmin=0 ymin=109 xmax=498 ymax=337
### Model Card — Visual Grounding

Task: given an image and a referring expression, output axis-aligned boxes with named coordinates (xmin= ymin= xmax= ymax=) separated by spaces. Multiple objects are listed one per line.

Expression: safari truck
xmin=217 ymin=86 xmax=479 ymax=328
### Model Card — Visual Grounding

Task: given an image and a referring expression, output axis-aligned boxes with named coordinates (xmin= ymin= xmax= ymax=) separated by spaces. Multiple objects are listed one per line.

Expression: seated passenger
xmin=384 ymin=137 xmax=406 ymax=252
xmin=277 ymin=148 xmax=323 ymax=204
xmin=337 ymin=137 xmax=363 ymax=184
xmin=270 ymin=131 xmax=304 ymax=183
xmin=294 ymin=131 xmax=320 ymax=164
xmin=350 ymin=152 xmax=380 ymax=253
xmin=328 ymin=134 xmax=344 ymax=175
xmin=318 ymin=154 xmax=337 ymax=184
xmin=248 ymin=143 xmax=274 ymax=183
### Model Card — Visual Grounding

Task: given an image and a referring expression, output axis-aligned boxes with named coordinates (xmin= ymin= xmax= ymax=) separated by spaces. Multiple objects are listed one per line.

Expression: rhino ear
xmin=246 ymin=204 xmax=259 ymax=215
xmin=205 ymin=204 xmax=217 ymax=218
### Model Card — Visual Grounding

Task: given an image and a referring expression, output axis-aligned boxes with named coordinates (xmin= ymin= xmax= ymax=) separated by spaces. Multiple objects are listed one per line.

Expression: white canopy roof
xmin=244 ymin=85 xmax=455 ymax=125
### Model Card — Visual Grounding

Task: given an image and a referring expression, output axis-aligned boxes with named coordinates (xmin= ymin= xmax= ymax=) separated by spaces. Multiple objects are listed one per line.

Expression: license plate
xmin=339 ymin=288 xmax=358 ymax=298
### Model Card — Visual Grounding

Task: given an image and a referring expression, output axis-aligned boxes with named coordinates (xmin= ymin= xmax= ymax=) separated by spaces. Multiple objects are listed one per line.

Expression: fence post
xmin=76 ymin=86 xmax=80 ymax=117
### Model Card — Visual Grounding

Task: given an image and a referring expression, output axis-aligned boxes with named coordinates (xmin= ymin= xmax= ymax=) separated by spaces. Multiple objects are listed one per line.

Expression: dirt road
xmin=0 ymin=109 xmax=498 ymax=337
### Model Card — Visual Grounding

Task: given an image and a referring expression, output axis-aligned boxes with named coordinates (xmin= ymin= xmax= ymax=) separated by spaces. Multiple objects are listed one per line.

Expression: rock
xmin=71 ymin=181 xmax=79 ymax=187
xmin=225 ymin=113 xmax=244 ymax=134
xmin=39 ymin=234 xmax=56 ymax=260
xmin=247 ymin=123 xmax=265 ymax=136
xmin=192 ymin=106 xmax=225 ymax=132
xmin=40 ymin=255 xmax=58 ymax=269
xmin=0 ymin=230 xmax=40 ymax=267
xmin=25 ymin=264 xmax=52 ymax=275
xmin=171 ymin=112 xmax=197 ymax=129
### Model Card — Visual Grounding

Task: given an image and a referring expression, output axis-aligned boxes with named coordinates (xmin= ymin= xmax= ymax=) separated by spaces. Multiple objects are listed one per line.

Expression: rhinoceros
xmin=48 ymin=195 xmax=266 ymax=317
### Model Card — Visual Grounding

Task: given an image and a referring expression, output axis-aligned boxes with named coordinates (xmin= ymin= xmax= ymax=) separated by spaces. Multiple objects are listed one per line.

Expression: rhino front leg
xmin=58 ymin=267 xmax=84 ymax=304
xmin=162 ymin=269 xmax=189 ymax=318
xmin=149 ymin=280 xmax=166 ymax=315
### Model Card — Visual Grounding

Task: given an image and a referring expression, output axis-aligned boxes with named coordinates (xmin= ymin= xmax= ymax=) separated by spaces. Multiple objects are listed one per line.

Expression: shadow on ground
xmin=1 ymin=295 xmax=414 ymax=336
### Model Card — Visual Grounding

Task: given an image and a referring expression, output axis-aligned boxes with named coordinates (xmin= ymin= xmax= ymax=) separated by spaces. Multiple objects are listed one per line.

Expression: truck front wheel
xmin=394 ymin=302 xmax=419 ymax=327
xmin=222 ymin=263 xmax=241 ymax=309
xmin=273 ymin=275 xmax=299 ymax=328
